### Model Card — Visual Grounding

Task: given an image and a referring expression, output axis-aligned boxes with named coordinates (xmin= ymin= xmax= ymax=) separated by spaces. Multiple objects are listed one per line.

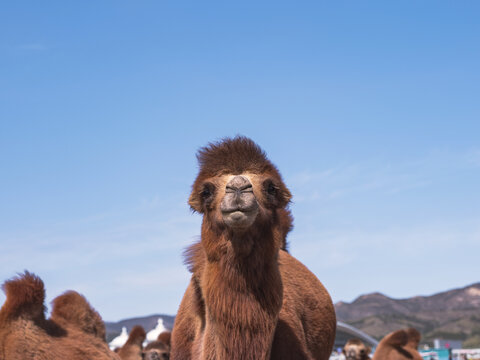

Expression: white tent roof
xmin=109 ymin=326 xmax=129 ymax=350
xmin=146 ymin=318 xmax=167 ymax=343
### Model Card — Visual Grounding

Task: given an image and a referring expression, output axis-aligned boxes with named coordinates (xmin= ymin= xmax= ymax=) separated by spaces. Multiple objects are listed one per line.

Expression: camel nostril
xmin=225 ymin=175 xmax=252 ymax=192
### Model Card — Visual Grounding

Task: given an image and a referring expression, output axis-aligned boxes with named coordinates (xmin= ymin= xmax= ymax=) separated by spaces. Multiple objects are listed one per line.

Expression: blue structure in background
xmin=420 ymin=349 xmax=450 ymax=360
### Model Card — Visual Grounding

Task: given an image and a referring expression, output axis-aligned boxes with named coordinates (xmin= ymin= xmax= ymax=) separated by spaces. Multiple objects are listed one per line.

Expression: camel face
xmin=192 ymin=170 xmax=291 ymax=237
xmin=143 ymin=348 xmax=169 ymax=360
xmin=188 ymin=137 xmax=291 ymax=221
xmin=343 ymin=339 xmax=371 ymax=360
xmin=143 ymin=332 xmax=170 ymax=360
xmin=200 ymin=171 xmax=286 ymax=231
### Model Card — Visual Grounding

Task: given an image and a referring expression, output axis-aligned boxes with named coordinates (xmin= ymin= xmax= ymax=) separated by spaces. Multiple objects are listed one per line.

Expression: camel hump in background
xmin=0 ymin=271 xmax=120 ymax=360
xmin=372 ymin=328 xmax=423 ymax=360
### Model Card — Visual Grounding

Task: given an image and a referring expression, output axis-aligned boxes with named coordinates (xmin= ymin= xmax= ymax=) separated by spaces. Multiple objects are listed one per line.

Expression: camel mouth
xmin=222 ymin=209 xmax=258 ymax=229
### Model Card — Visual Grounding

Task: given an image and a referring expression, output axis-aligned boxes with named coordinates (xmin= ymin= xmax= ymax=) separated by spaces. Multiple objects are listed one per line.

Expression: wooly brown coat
xmin=171 ymin=137 xmax=336 ymax=360
xmin=0 ymin=272 xmax=119 ymax=360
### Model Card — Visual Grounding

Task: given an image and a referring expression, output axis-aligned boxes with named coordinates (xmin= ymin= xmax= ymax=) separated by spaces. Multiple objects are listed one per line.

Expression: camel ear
xmin=189 ymin=182 xmax=215 ymax=213
xmin=264 ymin=179 xmax=292 ymax=208
xmin=279 ymin=186 xmax=292 ymax=207
xmin=188 ymin=191 xmax=203 ymax=213
xmin=273 ymin=182 xmax=291 ymax=208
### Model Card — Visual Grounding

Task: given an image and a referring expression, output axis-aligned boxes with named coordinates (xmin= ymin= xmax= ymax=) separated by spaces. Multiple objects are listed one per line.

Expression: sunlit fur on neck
xmin=197 ymin=207 xmax=284 ymax=359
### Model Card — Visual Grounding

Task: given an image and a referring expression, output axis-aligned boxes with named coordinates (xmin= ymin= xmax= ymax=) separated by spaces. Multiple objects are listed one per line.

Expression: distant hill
xmin=335 ymin=282 xmax=480 ymax=348
xmin=105 ymin=314 xmax=175 ymax=342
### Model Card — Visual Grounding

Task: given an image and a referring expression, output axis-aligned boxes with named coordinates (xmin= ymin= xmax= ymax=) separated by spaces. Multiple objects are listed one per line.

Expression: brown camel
xmin=143 ymin=331 xmax=171 ymax=360
xmin=0 ymin=271 xmax=119 ymax=360
xmin=372 ymin=328 xmax=423 ymax=360
xmin=117 ymin=325 xmax=147 ymax=360
xmin=171 ymin=136 xmax=336 ymax=360
xmin=343 ymin=339 xmax=371 ymax=360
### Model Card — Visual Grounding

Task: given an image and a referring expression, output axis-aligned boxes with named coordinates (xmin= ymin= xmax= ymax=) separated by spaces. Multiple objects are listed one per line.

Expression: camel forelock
xmin=195 ymin=136 xmax=279 ymax=178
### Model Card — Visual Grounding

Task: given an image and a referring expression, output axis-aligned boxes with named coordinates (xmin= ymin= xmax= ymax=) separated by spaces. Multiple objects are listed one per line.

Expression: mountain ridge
xmin=335 ymin=282 xmax=480 ymax=347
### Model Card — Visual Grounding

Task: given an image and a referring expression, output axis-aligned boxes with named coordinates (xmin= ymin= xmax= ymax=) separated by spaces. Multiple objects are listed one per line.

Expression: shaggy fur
xmin=171 ymin=137 xmax=336 ymax=360
xmin=0 ymin=271 xmax=119 ymax=360
xmin=343 ymin=339 xmax=371 ymax=360
xmin=117 ymin=325 xmax=146 ymax=360
xmin=372 ymin=328 xmax=423 ymax=360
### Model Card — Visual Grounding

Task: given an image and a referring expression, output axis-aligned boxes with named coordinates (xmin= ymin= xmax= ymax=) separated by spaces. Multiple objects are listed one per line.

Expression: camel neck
xmin=200 ymin=228 xmax=283 ymax=360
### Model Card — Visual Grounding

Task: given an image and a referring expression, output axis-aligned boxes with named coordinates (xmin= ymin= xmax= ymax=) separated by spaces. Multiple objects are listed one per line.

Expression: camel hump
xmin=406 ymin=327 xmax=421 ymax=345
xmin=0 ymin=271 xmax=46 ymax=322
xmin=50 ymin=290 xmax=106 ymax=340
xmin=125 ymin=325 xmax=146 ymax=345
xmin=382 ymin=329 xmax=409 ymax=347
xmin=157 ymin=331 xmax=171 ymax=346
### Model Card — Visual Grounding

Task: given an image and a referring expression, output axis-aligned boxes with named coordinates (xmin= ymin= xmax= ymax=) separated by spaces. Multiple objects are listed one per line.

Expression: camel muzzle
xmin=221 ymin=175 xmax=259 ymax=228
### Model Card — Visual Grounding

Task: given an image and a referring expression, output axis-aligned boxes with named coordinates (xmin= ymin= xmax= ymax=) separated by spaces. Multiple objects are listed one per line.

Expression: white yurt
xmin=109 ymin=326 xmax=129 ymax=350
xmin=145 ymin=318 xmax=167 ymax=344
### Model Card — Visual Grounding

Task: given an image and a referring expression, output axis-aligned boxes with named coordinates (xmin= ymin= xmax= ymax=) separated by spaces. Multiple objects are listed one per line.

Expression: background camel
xmin=343 ymin=339 xmax=371 ymax=360
xmin=171 ymin=136 xmax=336 ymax=360
xmin=143 ymin=331 xmax=171 ymax=360
xmin=117 ymin=325 xmax=146 ymax=360
xmin=0 ymin=271 xmax=119 ymax=360
xmin=372 ymin=328 xmax=423 ymax=360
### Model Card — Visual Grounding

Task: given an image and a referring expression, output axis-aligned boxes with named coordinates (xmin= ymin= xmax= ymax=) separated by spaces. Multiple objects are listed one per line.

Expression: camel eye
xmin=201 ymin=183 xmax=215 ymax=200
xmin=267 ymin=182 xmax=277 ymax=195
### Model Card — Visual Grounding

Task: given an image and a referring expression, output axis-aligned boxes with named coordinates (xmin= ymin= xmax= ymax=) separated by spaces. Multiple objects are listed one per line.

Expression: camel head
xmin=143 ymin=348 xmax=169 ymax=360
xmin=188 ymin=136 xmax=292 ymax=251
xmin=343 ymin=339 xmax=371 ymax=360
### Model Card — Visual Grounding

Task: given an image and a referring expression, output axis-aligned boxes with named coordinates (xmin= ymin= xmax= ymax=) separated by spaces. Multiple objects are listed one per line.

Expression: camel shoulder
xmin=278 ymin=250 xmax=335 ymax=314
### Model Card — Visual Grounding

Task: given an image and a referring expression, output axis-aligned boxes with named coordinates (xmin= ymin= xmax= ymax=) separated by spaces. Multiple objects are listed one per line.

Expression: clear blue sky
xmin=1 ymin=1 xmax=479 ymax=321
